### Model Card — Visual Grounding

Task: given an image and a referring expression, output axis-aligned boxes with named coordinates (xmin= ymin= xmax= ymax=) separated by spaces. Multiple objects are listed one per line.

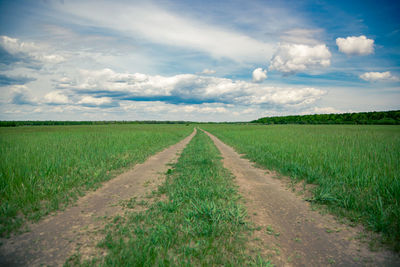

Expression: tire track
xmin=203 ymin=129 xmax=399 ymax=266
xmin=0 ymin=129 xmax=196 ymax=267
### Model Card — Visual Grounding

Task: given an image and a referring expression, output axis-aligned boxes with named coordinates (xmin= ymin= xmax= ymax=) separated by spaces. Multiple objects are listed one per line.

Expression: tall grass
xmin=201 ymin=124 xmax=400 ymax=249
xmin=0 ymin=124 xmax=192 ymax=236
xmin=74 ymin=130 xmax=270 ymax=266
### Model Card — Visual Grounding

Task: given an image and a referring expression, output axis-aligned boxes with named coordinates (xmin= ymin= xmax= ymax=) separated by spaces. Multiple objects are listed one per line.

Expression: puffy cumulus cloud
xmin=44 ymin=91 xmax=70 ymax=104
xmin=0 ymin=35 xmax=65 ymax=66
xmin=77 ymin=96 xmax=118 ymax=107
xmin=199 ymin=69 xmax=216 ymax=75
xmin=252 ymin=68 xmax=267 ymax=83
xmin=235 ymin=87 xmax=325 ymax=106
xmin=336 ymin=36 xmax=374 ymax=56
xmin=57 ymin=68 xmax=326 ymax=108
xmin=269 ymin=43 xmax=331 ymax=74
xmin=0 ymin=36 xmax=38 ymax=55
xmin=11 ymin=85 xmax=117 ymax=108
xmin=359 ymin=71 xmax=399 ymax=82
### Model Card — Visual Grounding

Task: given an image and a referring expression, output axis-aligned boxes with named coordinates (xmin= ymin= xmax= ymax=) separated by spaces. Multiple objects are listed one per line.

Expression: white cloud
xmin=58 ymin=68 xmax=326 ymax=108
xmin=0 ymin=35 xmax=65 ymax=64
xmin=52 ymin=1 xmax=274 ymax=62
xmin=0 ymin=35 xmax=38 ymax=55
xmin=252 ymin=68 xmax=267 ymax=83
xmin=235 ymin=87 xmax=325 ymax=106
xmin=359 ymin=71 xmax=399 ymax=82
xmin=77 ymin=96 xmax=114 ymax=106
xmin=336 ymin=35 xmax=374 ymax=56
xmin=44 ymin=91 xmax=70 ymax=104
xmin=199 ymin=69 xmax=216 ymax=75
xmin=269 ymin=43 xmax=331 ymax=74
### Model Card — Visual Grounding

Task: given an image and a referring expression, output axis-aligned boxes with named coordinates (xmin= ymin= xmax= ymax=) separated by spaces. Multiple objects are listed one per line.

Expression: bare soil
xmin=0 ymin=130 xmax=196 ymax=267
xmin=203 ymin=129 xmax=400 ymax=267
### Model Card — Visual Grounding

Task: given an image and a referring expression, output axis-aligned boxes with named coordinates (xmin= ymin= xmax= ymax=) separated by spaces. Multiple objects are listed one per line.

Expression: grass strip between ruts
xmin=69 ymin=130 xmax=271 ymax=266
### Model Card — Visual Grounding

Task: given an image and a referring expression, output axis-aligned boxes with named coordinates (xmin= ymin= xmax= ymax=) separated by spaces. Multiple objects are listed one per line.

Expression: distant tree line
xmin=251 ymin=110 xmax=400 ymax=125
xmin=0 ymin=120 xmax=194 ymax=127
xmin=2 ymin=110 xmax=399 ymax=127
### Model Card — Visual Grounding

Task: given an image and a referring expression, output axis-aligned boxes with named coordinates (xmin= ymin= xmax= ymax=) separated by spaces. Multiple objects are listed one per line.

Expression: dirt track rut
xmin=0 ymin=129 xmax=196 ymax=267
xmin=203 ymin=129 xmax=400 ymax=267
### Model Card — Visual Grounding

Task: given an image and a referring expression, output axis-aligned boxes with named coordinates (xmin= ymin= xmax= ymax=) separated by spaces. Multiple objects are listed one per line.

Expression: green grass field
xmin=2 ymin=122 xmax=399 ymax=258
xmin=201 ymin=124 xmax=400 ymax=249
xmin=68 ymin=130 xmax=270 ymax=266
xmin=0 ymin=124 xmax=192 ymax=236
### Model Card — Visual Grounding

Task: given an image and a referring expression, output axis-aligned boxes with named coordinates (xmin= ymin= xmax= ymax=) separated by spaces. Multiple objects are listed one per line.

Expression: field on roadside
xmin=201 ymin=124 xmax=400 ymax=249
xmin=0 ymin=124 xmax=192 ymax=236
xmin=68 ymin=130 xmax=270 ymax=266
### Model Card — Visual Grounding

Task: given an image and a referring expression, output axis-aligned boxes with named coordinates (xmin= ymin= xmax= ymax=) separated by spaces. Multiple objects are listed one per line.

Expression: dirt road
xmin=2 ymin=128 xmax=399 ymax=266
xmin=0 ymin=129 xmax=196 ymax=267
xmin=203 ymin=129 xmax=400 ymax=266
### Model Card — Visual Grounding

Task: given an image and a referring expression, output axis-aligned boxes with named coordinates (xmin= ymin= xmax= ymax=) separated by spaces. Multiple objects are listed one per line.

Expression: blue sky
xmin=0 ymin=0 xmax=399 ymax=121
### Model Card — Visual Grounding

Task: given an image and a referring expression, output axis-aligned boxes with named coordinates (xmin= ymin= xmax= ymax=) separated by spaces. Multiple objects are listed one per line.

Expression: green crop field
xmin=0 ymin=124 xmax=192 ymax=236
xmin=201 ymin=124 xmax=400 ymax=248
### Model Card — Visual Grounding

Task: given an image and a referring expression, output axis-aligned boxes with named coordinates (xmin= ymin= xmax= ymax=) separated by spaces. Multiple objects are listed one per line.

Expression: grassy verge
xmin=201 ymin=124 xmax=400 ymax=250
xmin=69 ymin=130 xmax=270 ymax=266
xmin=0 ymin=124 xmax=192 ymax=236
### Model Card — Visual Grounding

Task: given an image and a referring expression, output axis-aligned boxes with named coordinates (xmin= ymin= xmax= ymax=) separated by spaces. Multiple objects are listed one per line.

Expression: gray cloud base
xmin=50 ymin=68 xmax=326 ymax=108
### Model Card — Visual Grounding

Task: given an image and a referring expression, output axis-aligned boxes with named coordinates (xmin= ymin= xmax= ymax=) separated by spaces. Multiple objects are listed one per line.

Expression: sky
xmin=0 ymin=0 xmax=399 ymax=122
